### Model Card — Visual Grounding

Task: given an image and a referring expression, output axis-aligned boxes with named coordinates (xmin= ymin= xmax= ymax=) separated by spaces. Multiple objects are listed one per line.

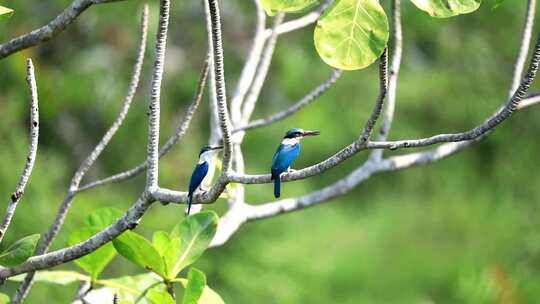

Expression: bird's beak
xmin=302 ymin=130 xmax=320 ymax=137
xmin=210 ymin=145 xmax=224 ymax=150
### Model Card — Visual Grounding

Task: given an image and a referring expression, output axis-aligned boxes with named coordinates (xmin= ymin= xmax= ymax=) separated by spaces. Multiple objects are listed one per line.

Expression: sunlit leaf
xmin=169 ymin=211 xmax=219 ymax=276
xmin=10 ymin=270 xmax=89 ymax=285
xmin=0 ymin=234 xmax=40 ymax=267
xmin=410 ymin=0 xmax=481 ymax=18
xmin=152 ymin=231 xmax=171 ymax=257
xmin=178 ymin=278 xmax=225 ymax=304
xmin=182 ymin=268 xmax=206 ymax=304
xmin=0 ymin=292 xmax=9 ymax=304
xmin=0 ymin=6 xmax=13 ymax=19
xmin=260 ymin=0 xmax=319 ymax=15
xmin=314 ymin=0 xmax=389 ymax=70
xmin=113 ymin=231 xmax=166 ymax=278
xmin=84 ymin=207 xmax=123 ymax=229
xmin=68 ymin=227 xmax=116 ymax=280
xmin=147 ymin=288 xmax=175 ymax=304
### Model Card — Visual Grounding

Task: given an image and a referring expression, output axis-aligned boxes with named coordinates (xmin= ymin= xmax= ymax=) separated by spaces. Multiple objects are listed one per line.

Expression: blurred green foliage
xmin=0 ymin=0 xmax=539 ymax=303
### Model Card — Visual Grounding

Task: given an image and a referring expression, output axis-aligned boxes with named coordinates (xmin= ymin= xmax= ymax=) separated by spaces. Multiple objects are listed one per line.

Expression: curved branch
xmin=509 ymin=0 xmax=536 ymax=97
xmin=233 ymin=69 xmax=342 ymax=133
xmin=230 ymin=0 xmax=266 ymax=125
xmin=77 ymin=57 xmax=210 ymax=193
xmin=11 ymin=8 xmax=149 ymax=302
xmin=0 ymin=0 xmax=126 ymax=59
xmin=0 ymin=59 xmax=39 ymax=243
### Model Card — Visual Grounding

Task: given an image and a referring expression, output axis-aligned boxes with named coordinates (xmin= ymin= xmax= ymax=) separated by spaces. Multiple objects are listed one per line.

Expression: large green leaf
xmin=152 ymin=230 xmax=182 ymax=279
xmin=113 ymin=231 xmax=166 ymax=277
xmin=68 ymin=227 xmax=116 ymax=280
xmin=169 ymin=211 xmax=219 ymax=276
xmin=0 ymin=6 xmax=13 ymax=19
xmin=0 ymin=234 xmax=40 ymax=267
xmin=84 ymin=207 xmax=123 ymax=229
xmin=314 ymin=0 xmax=389 ymax=70
xmin=260 ymin=0 xmax=319 ymax=15
xmin=410 ymin=0 xmax=481 ymax=18
xmin=182 ymin=268 xmax=206 ymax=304
xmin=10 ymin=270 xmax=89 ymax=285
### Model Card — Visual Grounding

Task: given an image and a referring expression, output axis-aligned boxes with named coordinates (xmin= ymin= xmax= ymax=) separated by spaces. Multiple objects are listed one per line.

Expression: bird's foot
xmin=286 ymin=168 xmax=297 ymax=173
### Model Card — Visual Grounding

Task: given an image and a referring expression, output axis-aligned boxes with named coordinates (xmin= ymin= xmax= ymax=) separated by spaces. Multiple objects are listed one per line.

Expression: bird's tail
xmin=273 ymin=176 xmax=281 ymax=198
xmin=186 ymin=194 xmax=193 ymax=215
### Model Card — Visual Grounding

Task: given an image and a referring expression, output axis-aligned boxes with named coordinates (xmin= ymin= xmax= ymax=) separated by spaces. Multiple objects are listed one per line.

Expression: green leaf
xmin=10 ymin=270 xmax=89 ymax=285
xmin=177 ymin=278 xmax=225 ymax=304
xmin=260 ymin=0 xmax=319 ymax=15
xmin=410 ymin=0 xmax=481 ymax=18
xmin=68 ymin=227 xmax=116 ymax=281
xmin=0 ymin=292 xmax=9 ymax=304
xmin=113 ymin=231 xmax=166 ymax=278
xmin=152 ymin=231 xmax=171 ymax=257
xmin=84 ymin=207 xmax=123 ymax=229
xmin=147 ymin=288 xmax=175 ymax=304
xmin=98 ymin=273 xmax=162 ymax=303
xmin=169 ymin=211 xmax=219 ymax=277
xmin=314 ymin=0 xmax=389 ymax=70
xmin=0 ymin=6 xmax=13 ymax=19
xmin=0 ymin=234 xmax=40 ymax=267
xmin=182 ymin=268 xmax=206 ymax=304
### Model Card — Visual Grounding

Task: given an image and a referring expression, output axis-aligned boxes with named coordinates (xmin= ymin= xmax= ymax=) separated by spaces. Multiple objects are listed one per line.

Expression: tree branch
xmin=233 ymin=69 xmax=342 ymax=132
xmin=509 ymin=0 xmax=536 ymax=97
xmin=146 ymin=0 xmax=170 ymax=191
xmin=77 ymin=57 xmax=210 ymax=193
xmin=11 ymin=7 xmax=149 ymax=302
xmin=0 ymin=0 xmax=127 ymax=59
xmin=0 ymin=59 xmax=39 ymax=244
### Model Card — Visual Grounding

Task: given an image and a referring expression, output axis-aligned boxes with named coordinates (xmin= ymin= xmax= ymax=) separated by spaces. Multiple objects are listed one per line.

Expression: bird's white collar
xmin=281 ymin=137 xmax=299 ymax=145
xmin=198 ymin=150 xmax=215 ymax=164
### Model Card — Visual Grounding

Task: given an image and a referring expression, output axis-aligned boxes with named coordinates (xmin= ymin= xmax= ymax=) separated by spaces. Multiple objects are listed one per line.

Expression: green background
xmin=1 ymin=0 xmax=540 ymax=303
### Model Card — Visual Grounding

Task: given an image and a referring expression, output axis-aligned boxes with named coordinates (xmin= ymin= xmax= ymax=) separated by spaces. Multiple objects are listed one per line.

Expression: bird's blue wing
xmin=189 ymin=161 xmax=209 ymax=195
xmin=271 ymin=143 xmax=300 ymax=176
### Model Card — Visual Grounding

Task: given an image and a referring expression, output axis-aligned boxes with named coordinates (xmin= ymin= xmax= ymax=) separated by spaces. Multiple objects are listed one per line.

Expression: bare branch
xmin=371 ymin=0 xmax=402 ymax=161
xmin=262 ymin=0 xmax=333 ymax=39
xmin=0 ymin=0 xmax=127 ymax=59
xmin=11 ymin=8 xmax=149 ymax=302
xmin=146 ymin=0 xmax=171 ymax=191
xmin=0 ymin=59 xmax=39 ymax=243
xmin=358 ymin=48 xmax=389 ymax=143
xmin=0 ymin=193 xmax=155 ymax=281
xmin=234 ymin=69 xmax=342 ymax=132
xmin=241 ymin=13 xmax=284 ymax=124
xmin=509 ymin=0 xmax=536 ymax=97
xmin=77 ymin=57 xmax=210 ymax=193
xmin=206 ymin=0 xmax=233 ymax=172
xmin=230 ymin=0 xmax=267 ymax=125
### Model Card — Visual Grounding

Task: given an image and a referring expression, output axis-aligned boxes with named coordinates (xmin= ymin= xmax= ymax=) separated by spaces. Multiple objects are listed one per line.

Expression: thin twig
xmin=0 ymin=59 xmax=39 ymax=243
xmin=233 ymin=69 xmax=342 ymax=132
xmin=230 ymin=0 xmax=266 ymax=125
xmin=359 ymin=48 xmax=389 ymax=143
xmin=78 ymin=57 xmax=210 ymax=193
xmin=0 ymin=0 xmax=126 ymax=59
xmin=241 ymin=13 xmax=284 ymax=124
xmin=371 ymin=0 xmax=402 ymax=161
xmin=509 ymin=0 xmax=537 ymax=97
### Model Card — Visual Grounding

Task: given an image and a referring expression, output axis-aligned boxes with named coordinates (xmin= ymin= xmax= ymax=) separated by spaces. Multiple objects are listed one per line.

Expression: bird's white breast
xmin=198 ymin=150 xmax=214 ymax=164
xmin=281 ymin=138 xmax=299 ymax=146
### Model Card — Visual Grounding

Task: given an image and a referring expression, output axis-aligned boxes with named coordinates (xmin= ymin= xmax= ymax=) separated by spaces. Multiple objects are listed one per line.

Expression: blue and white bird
xmin=187 ymin=145 xmax=223 ymax=215
xmin=271 ymin=128 xmax=320 ymax=198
